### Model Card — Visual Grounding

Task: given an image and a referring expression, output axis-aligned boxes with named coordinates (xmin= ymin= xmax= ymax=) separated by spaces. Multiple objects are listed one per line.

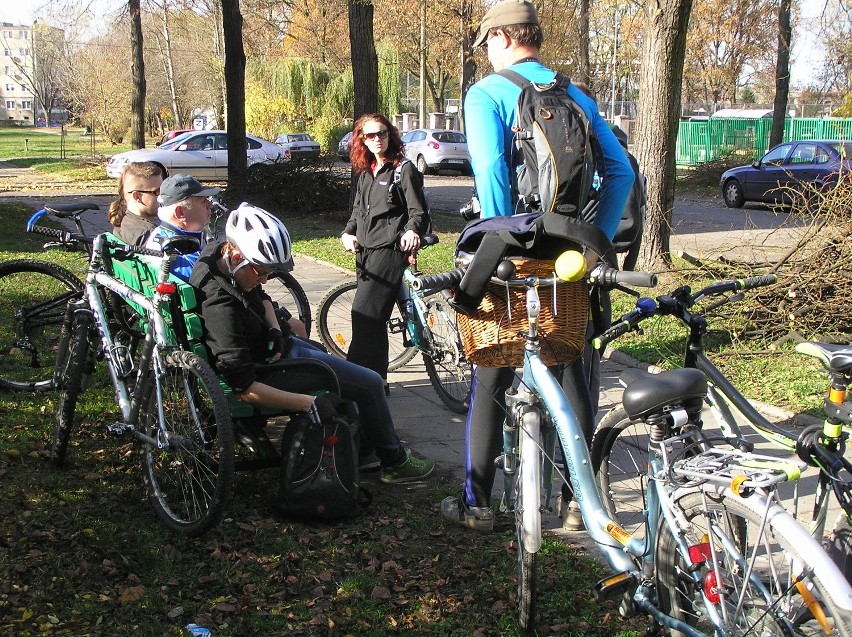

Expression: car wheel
xmin=416 ymin=155 xmax=429 ymax=175
xmin=722 ymin=179 xmax=745 ymax=208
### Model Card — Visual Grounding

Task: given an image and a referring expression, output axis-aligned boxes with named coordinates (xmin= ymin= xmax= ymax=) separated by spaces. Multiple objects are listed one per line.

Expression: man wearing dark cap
xmin=441 ymin=0 xmax=635 ymax=532
xmin=144 ymin=173 xmax=219 ymax=281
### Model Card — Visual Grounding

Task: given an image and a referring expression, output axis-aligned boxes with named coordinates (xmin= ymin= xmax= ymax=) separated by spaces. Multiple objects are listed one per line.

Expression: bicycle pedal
xmin=107 ymin=423 xmax=133 ymax=436
xmin=593 ymin=571 xmax=637 ymax=603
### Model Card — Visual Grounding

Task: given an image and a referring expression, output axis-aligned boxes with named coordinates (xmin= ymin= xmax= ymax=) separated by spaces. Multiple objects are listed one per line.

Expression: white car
xmin=274 ymin=133 xmax=321 ymax=159
xmin=401 ymin=128 xmax=471 ymax=175
xmin=106 ymin=131 xmax=286 ymax=179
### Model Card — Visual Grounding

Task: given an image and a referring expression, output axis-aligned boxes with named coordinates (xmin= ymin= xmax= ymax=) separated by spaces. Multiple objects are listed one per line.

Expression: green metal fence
xmin=676 ymin=117 xmax=852 ymax=166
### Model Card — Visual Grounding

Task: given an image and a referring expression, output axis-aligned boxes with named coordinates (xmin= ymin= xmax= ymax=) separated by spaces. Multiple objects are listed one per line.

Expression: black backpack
xmin=498 ymin=69 xmax=600 ymax=217
xmin=274 ymin=401 xmax=368 ymax=521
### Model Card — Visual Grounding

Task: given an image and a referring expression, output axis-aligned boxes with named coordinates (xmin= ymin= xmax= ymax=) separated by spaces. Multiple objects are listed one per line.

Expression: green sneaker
xmin=379 ymin=449 xmax=435 ymax=484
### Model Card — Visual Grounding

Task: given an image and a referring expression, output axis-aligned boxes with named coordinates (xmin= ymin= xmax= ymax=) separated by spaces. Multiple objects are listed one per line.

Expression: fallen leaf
xmin=371 ymin=586 xmax=391 ymax=601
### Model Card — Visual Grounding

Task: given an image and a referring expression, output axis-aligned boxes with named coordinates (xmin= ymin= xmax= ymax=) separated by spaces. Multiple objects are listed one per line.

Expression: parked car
xmin=156 ymin=129 xmax=193 ymax=146
xmin=401 ymin=129 xmax=471 ymax=175
xmin=338 ymin=131 xmax=353 ymax=162
xmin=106 ymin=131 xmax=286 ymax=180
xmin=720 ymin=140 xmax=852 ymax=208
xmin=274 ymin=132 xmax=321 ymax=159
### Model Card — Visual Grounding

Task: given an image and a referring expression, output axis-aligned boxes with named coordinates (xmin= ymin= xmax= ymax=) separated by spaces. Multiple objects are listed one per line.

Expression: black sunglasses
xmin=363 ymin=130 xmax=389 ymax=140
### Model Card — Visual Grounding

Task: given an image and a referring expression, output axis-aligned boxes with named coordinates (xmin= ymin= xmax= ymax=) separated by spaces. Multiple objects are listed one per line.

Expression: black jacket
xmin=343 ymin=159 xmax=431 ymax=249
xmin=188 ymin=241 xmax=273 ymax=393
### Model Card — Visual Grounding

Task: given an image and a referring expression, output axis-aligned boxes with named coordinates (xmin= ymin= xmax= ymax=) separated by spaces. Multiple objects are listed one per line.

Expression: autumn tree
xmin=349 ymin=0 xmax=379 ymax=119
xmin=129 ymin=0 xmax=146 ymax=149
xmin=770 ymin=0 xmax=792 ymax=147
xmin=222 ymin=0 xmax=248 ymax=181
xmin=635 ymin=0 xmax=693 ymax=270
xmin=683 ymin=0 xmax=776 ymax=110
xmin=280 ymin=0 xmax=351 ymax=72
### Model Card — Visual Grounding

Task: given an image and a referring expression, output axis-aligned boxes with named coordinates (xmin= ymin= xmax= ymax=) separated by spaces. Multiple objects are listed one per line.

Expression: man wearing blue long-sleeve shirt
xmin=441 ymin=0 xmax=634 ymax=532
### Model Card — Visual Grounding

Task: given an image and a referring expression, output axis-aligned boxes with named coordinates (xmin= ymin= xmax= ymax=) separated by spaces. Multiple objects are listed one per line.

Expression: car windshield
xmin=160 ymin=132 xmax=194 ymax=149
xmin=830 ymin=142 xmax=852 ymax=159
xmin=433 ymin=132 xmax=467 ymax=144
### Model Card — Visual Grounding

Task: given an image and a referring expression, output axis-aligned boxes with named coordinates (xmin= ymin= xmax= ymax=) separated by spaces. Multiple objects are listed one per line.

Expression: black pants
xmin=462 ymin=289 xmax=611 ymax=508
xmin=347 ymin=246 xmax=408 ymax=380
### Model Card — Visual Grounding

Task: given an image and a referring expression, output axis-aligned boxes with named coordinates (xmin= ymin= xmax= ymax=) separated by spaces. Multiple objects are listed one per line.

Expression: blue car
xmin=720 ymin=140 xmax=852 ymax=208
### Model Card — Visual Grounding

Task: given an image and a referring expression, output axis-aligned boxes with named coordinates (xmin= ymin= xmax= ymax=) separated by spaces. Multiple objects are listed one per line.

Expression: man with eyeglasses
xmin=144 ymin=173 xmax=219 ymax=282
xmin=440 ymin=0 xmax=634 ymax=532
xmin=108 ymin=161 xmax=167 ymax=245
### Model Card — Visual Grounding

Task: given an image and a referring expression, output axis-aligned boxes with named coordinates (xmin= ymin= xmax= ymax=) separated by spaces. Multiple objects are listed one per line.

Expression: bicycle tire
xmin=50 ymin=311 xmax=93 ymax=468
xmin=657 ymin=488 xmax=852 ymax=637
xmin=590 ymin=405 xmax=652 ymax=541
xmin=268 ymin=271 xmax=312 ymax=338
xmin=826 ymin=513 xmax=852 ymax=585
xmin=139 ymin=350 xmax=235 ymax=536
xmin=317 ymin=279 xmax=417 ymax=371
xmin=515 ymin=408 xmax=542 ymax=631
xmin=421 ymin=295 xmax=471 ymax=413
xmin=0 ymin=259 xmax=83 ymax=391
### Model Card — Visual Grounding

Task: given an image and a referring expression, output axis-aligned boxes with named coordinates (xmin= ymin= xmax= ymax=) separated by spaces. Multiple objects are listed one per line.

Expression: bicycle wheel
xmin=139 ymin=350 xmax=235 ymax=536
xmin=826 ymin=513 xmax=852 ymax=585
xmin=317 ymin=279 xmax=417 ymax=371
xmin=267 ymin=271 xmax=312 ymax=338
xmin=422 ymin=294 xmax=471 ymax=413
xmin=657 ymin=489 xmax=852 ymax=637
xmin=0 ymin=259 xmax=83 ymax=390
xmin=590 ymin=405 xmax=651 ymax=540
xmin=514 ymin=408 xmax=542 ymax=631
xmin=50 ymin=311 xmax=93 ymax=468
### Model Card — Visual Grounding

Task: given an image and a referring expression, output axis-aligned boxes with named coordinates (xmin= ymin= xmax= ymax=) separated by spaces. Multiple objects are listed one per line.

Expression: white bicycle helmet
xmin=225 ymin=203 xmax=293 ymax=270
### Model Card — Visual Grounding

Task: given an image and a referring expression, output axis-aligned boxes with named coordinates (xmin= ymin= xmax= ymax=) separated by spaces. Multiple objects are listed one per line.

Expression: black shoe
xmin=234 ymin=418 xmax=277 ymax=459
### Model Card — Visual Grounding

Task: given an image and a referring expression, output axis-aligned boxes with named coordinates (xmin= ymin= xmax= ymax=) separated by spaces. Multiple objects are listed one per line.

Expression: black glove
xmin=266 ymin=327 xmax=289 ymax=361
xmin=309 ymin=395 xmax=338 ymax=423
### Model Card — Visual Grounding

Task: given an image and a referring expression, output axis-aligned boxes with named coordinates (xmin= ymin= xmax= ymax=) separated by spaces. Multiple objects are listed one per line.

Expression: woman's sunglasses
xmin=363 ymin=129 xmax=389 ymax=140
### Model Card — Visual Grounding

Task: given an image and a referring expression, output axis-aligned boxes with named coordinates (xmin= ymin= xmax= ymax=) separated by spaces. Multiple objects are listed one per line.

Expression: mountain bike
xmin=27 ymin=211 xmax=235 ymax=536
xmin=591 ymin=276 xmax=852 ymax=582
xmin=417 ymin=253 xmax=852 ymax=634
xmin=317 ymin=234 xmax=471 ymax=413
xmin=0 ymin=202 xmax=311 ymax=392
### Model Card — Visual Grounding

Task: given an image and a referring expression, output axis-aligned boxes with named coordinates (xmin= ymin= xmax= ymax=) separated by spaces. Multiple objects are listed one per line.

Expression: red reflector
xmin=323 ymin=435 xmax=339 ymax=446
xmin=427 ymin=141 xmax=439 ymax=149
xmin=703 ymin=571 xmax=721 ymax=604
xmin=688 ymin=542 xmax=712 ymax=563
xmin=156 ymin=282 xmax=177 ymax=294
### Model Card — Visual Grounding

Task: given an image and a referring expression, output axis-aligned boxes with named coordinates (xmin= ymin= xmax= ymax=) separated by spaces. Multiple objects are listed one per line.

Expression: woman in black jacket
xmin=190 ymin=204 xmax=435 ymax=484
xmin=340 ymin=114 xmax=431 ymax=392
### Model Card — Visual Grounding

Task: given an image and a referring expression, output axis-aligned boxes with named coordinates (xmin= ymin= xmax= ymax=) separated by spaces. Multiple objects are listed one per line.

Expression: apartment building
xmin=1 ymin=23 xmax=38 ymax=124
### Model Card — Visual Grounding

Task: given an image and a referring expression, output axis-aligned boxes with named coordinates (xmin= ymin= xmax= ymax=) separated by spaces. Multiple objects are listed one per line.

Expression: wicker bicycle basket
xmin=457 ymin=258 xmax=589 ymax=368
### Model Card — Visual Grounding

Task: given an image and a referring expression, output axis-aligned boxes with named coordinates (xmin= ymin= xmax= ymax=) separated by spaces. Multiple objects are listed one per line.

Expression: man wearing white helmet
xmin=189 ymin=204 xmax=435 ymax=483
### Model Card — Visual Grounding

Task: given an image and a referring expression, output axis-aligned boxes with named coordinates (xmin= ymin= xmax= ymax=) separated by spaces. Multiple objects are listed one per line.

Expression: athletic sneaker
xmin=441 ymin=494 xmax=495 ymax=532
xmin=359 ymin=450 xmax=381 ymax=472
xmin=558 ymin=496 xmax=585 ymax=531
xmin=379 ymin=449 xmax=435 ymax=484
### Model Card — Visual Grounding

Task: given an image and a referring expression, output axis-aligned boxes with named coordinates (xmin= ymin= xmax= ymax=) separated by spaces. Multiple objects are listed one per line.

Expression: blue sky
xmin=0 ymin=0 xmax=829 ymax=89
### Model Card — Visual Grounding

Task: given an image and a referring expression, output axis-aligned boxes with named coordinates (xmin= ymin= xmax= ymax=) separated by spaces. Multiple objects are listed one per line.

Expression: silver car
xmin=274 ymin=132 xmax=321 ymax=159
xmin=401 ymin=129 xmax=471 ymax=175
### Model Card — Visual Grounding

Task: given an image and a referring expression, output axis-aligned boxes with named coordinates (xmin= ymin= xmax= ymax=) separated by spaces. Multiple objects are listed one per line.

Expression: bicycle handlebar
xmin=589 ymin=264 xmax=658 ymax=288
xmin=28 ymin=219 xmax=164 ymax=259
xmin=411 ymin=268 xmax=466 ymax=292
xmin=593 ymin=274 xmax=778 ymax=350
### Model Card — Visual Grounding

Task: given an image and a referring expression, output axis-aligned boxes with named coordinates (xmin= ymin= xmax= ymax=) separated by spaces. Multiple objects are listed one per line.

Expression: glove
xmin=266 ymin=327 xmax=289 ymax=361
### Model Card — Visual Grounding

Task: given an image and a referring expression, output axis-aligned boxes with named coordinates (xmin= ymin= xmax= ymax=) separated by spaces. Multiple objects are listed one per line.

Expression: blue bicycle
xmin=417 ymin=251 xmax=852 ymax=634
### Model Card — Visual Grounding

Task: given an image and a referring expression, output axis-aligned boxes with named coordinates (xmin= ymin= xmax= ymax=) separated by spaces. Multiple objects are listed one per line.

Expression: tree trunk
xmin=348 ymin=0 xmax=379 ymax=120
xmin=160 ymin=5 xmax=182 ymax=128
xmin=458 ymin=0 xmax=477 ymax=132
xmin=222 ymin=0 xmax=247 ymax=183
xmin=635 ymin=0 xmax=693 ymax=271
xmin=578 ymin=0 xmax=590 ymax=87
xmin=129 ymin=0 xmax=146 ymax=149
xmin=770 ymin=0 xmax=792 ymax=148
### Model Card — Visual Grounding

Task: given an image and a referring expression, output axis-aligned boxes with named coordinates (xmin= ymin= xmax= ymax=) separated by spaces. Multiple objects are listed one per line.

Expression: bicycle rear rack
xmin=664 ymin=446 xmax=807 ymax=491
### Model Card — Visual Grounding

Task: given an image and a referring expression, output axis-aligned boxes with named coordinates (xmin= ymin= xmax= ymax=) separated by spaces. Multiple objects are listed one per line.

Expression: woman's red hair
xmin=349 ymin=113 xmax=405 ymax=174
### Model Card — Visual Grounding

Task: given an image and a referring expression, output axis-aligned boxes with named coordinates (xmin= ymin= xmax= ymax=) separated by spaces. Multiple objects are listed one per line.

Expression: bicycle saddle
xmin=44 ymin=203 xmax=100 ymax=217
xmin=796 ymin=341 xmax=852 ymax=372
xmin=620 ymin=367 xmax=707 ymax=421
